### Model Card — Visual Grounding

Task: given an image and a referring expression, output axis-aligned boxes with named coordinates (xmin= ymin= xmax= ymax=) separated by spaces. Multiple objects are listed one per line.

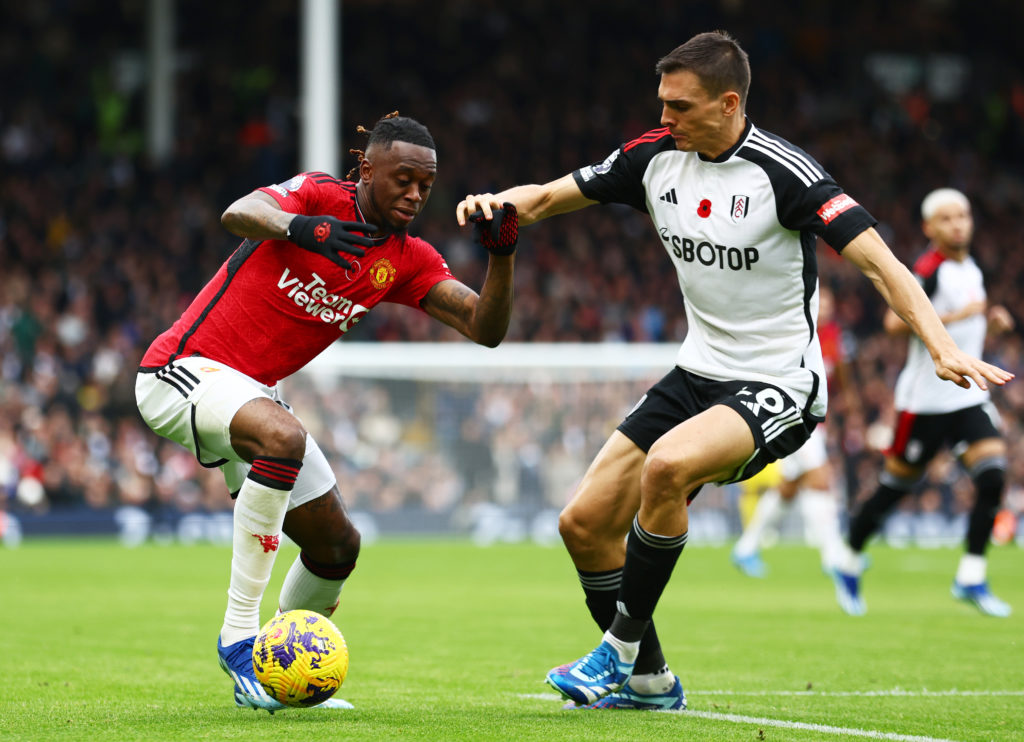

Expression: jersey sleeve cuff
xmin=257 ymin=185 xmax=290 ymax=208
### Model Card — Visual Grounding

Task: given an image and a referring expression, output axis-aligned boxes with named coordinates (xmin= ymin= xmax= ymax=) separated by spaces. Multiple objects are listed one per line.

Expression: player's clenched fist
xmin=287 ymin=215 xmax=377 ymax=269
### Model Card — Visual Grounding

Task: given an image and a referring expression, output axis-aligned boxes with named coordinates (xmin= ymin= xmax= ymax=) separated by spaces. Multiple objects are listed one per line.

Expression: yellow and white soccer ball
xmin=252 ymin=609 xmax=349 ymax=707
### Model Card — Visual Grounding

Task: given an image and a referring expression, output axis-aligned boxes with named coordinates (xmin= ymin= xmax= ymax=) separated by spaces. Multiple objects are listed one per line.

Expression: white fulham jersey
xmin=893 ymin=249 xmax=989 ymax=413
xmin=574 ymin=119 xmax=876 ymax=420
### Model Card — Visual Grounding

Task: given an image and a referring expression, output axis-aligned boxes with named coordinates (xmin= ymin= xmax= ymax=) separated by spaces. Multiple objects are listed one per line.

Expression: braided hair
xmin=347 ymin=112 xmax=436 ymax=179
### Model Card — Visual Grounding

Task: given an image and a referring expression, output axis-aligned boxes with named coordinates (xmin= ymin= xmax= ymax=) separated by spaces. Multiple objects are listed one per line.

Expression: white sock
xmin=836 ymin=542 xmax=863 ymax=575
xmin=735 ymin=488 xmax=785 ymax=556
xmin=798 ymin=488 xmax=845 ymax=570
xmin=603 ymin=630 xmax=640 ymax=664
xmin=627 ymin=665 xmax=676 ymax=694
xmin=220 ymin=476 xmax=291 ymax=645
xmin=955 ymin=553 xmax=987 ymax=585
xmin=278 ymin=554 xmax=348 ymax=617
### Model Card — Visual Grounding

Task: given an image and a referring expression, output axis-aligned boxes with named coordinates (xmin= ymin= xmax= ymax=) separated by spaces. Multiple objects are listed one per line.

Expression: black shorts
xmin=887 ymin=402 xmax=1002 ymax=466
xmin=617 ymin=367 xmax=817 ymax=487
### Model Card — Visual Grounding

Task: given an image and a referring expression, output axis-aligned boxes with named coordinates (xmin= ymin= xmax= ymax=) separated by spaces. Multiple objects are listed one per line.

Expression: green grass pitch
xmin=1 ymin=539 xmax=1021 ymax=741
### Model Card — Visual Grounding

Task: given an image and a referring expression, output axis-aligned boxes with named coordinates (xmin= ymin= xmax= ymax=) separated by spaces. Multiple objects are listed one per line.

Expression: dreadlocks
xmin=346 ymin=112 xmax=437 ymax=179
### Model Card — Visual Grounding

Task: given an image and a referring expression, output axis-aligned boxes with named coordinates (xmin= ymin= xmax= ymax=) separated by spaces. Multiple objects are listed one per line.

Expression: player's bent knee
xmin=557 ymin=506 xmax=588 ymax=550
xmin=231 ymin=398 xmax=308 ymax=461
xmin=557 ymin=505 xmax=612 ymax=556
xmin=258 ymin=423 xmax=307 ymax=461
xmin=640 ymin=452 xmax=693 ymax=506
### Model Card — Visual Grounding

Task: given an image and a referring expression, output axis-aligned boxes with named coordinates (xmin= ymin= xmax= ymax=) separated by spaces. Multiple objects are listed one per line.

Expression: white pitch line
xmin=696 ymin=689 xmax=1024 ymax=697
xmin=683 ymin=709 xmax=958 ymax=742
xmin=518 ymin=691 xmax=990 ymax=741
xmin=521 ymin=687 xmax=1024 ymax=701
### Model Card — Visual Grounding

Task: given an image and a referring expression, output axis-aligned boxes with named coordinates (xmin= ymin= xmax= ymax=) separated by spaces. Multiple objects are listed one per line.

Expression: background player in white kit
xmin=833 ymin=188 xmax=1015 ymax=617
xmin=731 ymin=287 xmax=853 ymax=579
xmin=731 ymin=428 xmax=846 ymax=577
xmin=459 ymin=33 xmax=1012 ymax=710
xmin=136 ymin=115 xmax=520 ymax=711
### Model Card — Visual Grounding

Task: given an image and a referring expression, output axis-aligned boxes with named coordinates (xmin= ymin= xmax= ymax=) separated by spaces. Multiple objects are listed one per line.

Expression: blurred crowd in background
xmin=2 ymin=0 xmax=1024 ymax=541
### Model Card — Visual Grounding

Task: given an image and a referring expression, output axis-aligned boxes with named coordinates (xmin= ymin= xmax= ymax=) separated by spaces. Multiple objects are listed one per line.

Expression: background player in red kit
xmin=135 ymin=114 xmax=519 ymax=711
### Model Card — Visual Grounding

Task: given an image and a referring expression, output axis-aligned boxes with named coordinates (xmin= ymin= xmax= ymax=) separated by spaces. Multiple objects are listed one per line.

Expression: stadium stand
xmin=1 ymin=1 xmax=1022 ymax=540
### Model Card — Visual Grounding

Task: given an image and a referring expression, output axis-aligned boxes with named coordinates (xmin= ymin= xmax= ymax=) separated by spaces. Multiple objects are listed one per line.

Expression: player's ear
xmin=359 ymin=156 xmax=373 ymax=184
xmin=721 ymin=90 xmax=741 ymax=116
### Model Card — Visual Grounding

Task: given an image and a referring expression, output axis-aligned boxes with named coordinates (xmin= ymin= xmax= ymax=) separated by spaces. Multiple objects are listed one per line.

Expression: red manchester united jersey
xmin=141 ymin=173 xmax=455 ymax=385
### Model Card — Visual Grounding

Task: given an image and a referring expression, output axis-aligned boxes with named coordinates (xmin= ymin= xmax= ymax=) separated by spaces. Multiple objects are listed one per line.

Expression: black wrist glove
xmin=469 ymin=202 xmax=518 ymax=256
xmin=287 ymin=214 xmax=377 ymax=269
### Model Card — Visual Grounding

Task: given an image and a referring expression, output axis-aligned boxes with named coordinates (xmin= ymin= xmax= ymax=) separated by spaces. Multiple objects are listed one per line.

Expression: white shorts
xmin=135 ymin=356 xmax=336 ymax=509
xmin=778 ymin=425 xmax=828 ymax=482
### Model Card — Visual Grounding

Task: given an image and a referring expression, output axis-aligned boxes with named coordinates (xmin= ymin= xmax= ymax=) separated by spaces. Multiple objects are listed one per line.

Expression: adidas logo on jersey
xmin=659 ymin=188 xmax=678 ymax=204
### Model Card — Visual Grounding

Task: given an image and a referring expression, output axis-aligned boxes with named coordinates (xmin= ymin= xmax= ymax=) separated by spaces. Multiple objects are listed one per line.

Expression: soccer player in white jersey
xmin=458 ymin=32 xmax=1012 ymax=710
xmin=832 ymin=188 xmax=1016 ymax=617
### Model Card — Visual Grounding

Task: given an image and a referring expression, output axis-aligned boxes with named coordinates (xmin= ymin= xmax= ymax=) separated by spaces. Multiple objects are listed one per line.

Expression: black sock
xmin=578 ymin=567 xmax=667 ymax=674
xmin=848 ymin=483 xmax=907 ymax=551
xmin=578 ymin=568 xmax=620 ymax=630
xmin=634 ymin=623 xmax=667 ymax=675
xmin=611 ymin=516 xmax=687 ymax=642
xmin=967 ymin=467 xmax=1004 ymax=555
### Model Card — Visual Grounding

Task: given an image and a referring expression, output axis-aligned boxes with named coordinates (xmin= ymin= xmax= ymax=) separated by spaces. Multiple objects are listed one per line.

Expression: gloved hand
xmin=468 ymin=203 xmax=518 ymax=256
xmin=287 ymin=215 xmax=377 ymax=269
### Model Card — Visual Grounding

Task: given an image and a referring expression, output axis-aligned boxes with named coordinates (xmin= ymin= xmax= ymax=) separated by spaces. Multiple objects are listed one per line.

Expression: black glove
xmin=287 ymin=214 xmax=377 ymax=269
xmin=468 ymin=203 xmax=518 ymax=256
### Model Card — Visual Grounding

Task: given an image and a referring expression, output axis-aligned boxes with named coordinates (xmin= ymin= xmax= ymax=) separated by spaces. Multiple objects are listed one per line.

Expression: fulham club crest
xmin=730 ymin=195 xmax=749 ymax=222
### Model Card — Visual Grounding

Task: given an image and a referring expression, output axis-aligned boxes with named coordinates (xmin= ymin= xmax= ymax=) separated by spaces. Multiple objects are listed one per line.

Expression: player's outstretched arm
xmin=456 ymin=174 xmax=596 ymax=227
xmin=843 ymin=227 xmax=1014 ymax=391
xmin=881 ymin=299 xmax=986 ymax=336
xmin=421 ymin=204 xmax=519 ymax=347
xmin=421 ymin=268 xmax=514 ymax=348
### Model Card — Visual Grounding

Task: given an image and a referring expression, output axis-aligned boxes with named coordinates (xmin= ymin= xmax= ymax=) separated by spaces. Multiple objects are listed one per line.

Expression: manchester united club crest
xmin=369 ymin=257 xmax=397 ymax=290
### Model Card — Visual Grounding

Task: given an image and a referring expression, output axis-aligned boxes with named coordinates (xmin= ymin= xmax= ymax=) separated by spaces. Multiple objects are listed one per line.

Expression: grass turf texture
xmin=0 ymin=540 xmax=1021 ymax=741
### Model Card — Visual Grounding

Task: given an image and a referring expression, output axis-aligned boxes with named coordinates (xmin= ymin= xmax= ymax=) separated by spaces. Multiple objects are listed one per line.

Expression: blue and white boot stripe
xmin=572 ymin=683 xmax=619 ymax=704
xmin=227 ymin=667 xmax=281 ymax=709
xmin=235 ymin=671 xmax=274 ymax=704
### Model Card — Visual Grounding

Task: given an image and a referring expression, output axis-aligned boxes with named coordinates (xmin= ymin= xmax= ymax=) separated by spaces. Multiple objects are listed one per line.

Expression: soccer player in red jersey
xmin=136 ymin=114 xmax=519 ymax=711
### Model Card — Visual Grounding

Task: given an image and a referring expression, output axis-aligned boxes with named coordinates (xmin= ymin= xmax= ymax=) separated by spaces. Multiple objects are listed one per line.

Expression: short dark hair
xmin=366 ymin=114 xmax=436 ymax=151
xmin=347 ymin=112 xmax=436 ymax=179
xmin=655 ymin=30 xmax=750 ymax=109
